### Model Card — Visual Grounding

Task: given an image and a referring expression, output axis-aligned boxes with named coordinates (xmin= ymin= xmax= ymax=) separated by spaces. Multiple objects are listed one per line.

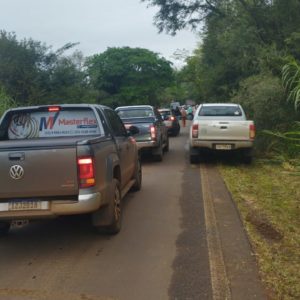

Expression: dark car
xmin=116 ymin=105 xmax=169 ymax=161
xmin=158 ymin=108 xmax=180 ymax=136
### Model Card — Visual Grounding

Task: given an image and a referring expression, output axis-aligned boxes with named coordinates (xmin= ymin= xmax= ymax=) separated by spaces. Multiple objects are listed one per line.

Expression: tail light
xmin=48 ymin=106 xmax=61 ymax=112
xmin=77 ymin=157 xmax=95 ymax=188
xmin=192 ymin=124 xmax=199 ymax=138
xmin=170 ymin=116 xmax=175 ymax=121
xmin=150 ymin=125 xmax=157 ymax=140
xmin=249 ymin=124 xmax=256 ymax=140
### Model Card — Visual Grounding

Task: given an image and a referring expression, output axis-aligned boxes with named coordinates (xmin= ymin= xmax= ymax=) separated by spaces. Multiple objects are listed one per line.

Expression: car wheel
xmin=0 ymin=222 xmax=10 ymax=235
xmin=190 ymin=146 xmax=199 ymax=164
xmin=241 ymin=149 xmax=253 ymax=164
xmin=106 ymin=178 xmax=122 ymax=234
xmin=164 ymin=136 xmax=169 ymax=152
xmin=131 ymin=158 xmax=142 ymax=191
xmin=93 ymin=178 xmax=122 ymax=235
xmin=153 ymin=143 xmax=163 ymax=162
xmin=190 ymin=154 xmax=199 ymax=164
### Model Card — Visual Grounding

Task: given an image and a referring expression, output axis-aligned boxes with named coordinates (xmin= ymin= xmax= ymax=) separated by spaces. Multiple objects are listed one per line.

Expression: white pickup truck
xmin=189 ymin=103 xmax=255 ymax=163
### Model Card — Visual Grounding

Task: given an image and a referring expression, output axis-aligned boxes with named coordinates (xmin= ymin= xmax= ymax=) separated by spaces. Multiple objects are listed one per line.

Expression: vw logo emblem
xmin=9 ymin=165 xmax=24 ymax=180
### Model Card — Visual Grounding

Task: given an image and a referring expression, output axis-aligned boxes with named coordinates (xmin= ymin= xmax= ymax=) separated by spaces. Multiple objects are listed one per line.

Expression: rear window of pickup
xmin=116 ymin=108 xmax=154 ymax=118
xmin=199 ymin=105 xmax=242 ymax=117
xmin=1 ymin=107 xmax=104 ymax=140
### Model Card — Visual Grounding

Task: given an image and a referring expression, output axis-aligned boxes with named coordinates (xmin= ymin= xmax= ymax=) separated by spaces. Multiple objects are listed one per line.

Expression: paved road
xmin=0 ymin=122 xmax=265 ymax=300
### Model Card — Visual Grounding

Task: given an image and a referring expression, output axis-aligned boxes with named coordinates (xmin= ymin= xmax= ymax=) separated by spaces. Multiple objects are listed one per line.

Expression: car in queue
xmin=116 ymin=105 xmax=169 ymax=161
xmin=189 ymin=103 xmax=255 ymax=164
xmin=0 ymin=104 xmax=142 ymax=235
xmin=158 ymin=108 xmax=180 ymax=136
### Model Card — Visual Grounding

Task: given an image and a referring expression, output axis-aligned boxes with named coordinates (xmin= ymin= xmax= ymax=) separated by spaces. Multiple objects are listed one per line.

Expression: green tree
xmin=44 ymin=50 xmax=95 ymax=104
xmin=0 ymin=31 xmax=50 ymax=105
xmin=0 ymin=31 xmax=92 ymax=106
xmin=86 ymin=47 xmax=174 ymax=107
xmin=0 ymin=85 xmax=16 ymax=117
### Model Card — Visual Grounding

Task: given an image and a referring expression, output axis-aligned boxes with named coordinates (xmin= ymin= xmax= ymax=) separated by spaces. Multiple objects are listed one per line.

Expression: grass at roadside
xmin=219 ymin=160 xmax=300 ymax=300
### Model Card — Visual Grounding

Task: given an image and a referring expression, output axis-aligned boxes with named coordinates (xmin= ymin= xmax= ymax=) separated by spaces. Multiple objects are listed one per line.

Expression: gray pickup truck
xmin=0 ymin=104 xmax=141 ymax=235
xmin=189 ymin=103 xmax=255 ymax=163
xmin=115 ymin=105 xmax=169 ymax=161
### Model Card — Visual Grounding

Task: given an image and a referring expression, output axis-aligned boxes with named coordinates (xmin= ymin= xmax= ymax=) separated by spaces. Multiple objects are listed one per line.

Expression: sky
xmin=0 ymin=0 xmax=199 ymax=67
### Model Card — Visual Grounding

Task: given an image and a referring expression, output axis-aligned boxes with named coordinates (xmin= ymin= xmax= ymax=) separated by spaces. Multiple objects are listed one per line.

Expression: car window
xmin=104 ymin=109 xmax=127 ymax=137
xmin=6 ymin=108 xmax=103 ymax=140
xmin=117 ymin=108 xmax=154 ymax=118
xmin=199 ymin=106 xmax=242 ymax=117
xmin=159 ymin=110 xmax=171 ymax=118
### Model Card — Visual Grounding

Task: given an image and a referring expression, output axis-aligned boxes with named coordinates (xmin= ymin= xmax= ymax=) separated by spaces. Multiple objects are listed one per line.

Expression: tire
xmin=241 ymin=149 xmax=253 ymax=164
xmin=131 ymin=158 xmax=142 ymax=191
xmin=0 ymin=222 xmax=10 ymax=235
xmin=152 ymin=143 xmax=163 ymax=162
xmin=190 ymin=154 xmax=199 ymax=164
xmin=93 ymin=178 xmax=122 ymax=235
xmin=243 ymin=155 xmax=253 ymax=164
xmin=164 ymin=136 xmax=169 ymax=152
xmin=189 ymin=146 xmax=199 ymax=164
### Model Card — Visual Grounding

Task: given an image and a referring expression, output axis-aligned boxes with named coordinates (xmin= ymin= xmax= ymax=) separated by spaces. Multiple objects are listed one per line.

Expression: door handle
xmin=9 ymin=152 xmax=25 ymax=161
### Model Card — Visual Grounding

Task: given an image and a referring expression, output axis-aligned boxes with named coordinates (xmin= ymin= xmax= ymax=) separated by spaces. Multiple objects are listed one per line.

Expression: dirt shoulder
xmin=201 ymin=163 xmax=267 ymax=300
xmin=219 ymin=160 xmax=300 ymax=300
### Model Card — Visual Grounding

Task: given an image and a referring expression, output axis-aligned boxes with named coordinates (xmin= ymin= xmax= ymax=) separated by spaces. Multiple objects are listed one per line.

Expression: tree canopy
xmin=0 ymin=31 xmax=93 ymax=106
xmin=86 ymin=47 xmax=174 ymax=107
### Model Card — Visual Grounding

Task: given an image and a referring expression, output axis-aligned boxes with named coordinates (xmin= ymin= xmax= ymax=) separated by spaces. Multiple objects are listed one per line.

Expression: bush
xmin=232 ymin=73 xmax=300 ymax=153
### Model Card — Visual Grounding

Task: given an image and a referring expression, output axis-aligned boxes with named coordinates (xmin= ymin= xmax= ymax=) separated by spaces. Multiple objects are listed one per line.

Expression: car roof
xmin=201 ymin=103 xmax=239 ymax=107
xmin=115 ymin=105 xmax=153 ymax=110
xmin=6 ymin=103 xmax=111 ymax=113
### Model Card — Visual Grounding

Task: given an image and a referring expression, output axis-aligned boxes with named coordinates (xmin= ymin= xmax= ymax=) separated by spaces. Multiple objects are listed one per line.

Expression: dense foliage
xmin=0 ymin=31 xmax=173 ymax=112
xmin=144 ymin=0 xmax=300 ymax=155
xmin=0 ymin=31 xmax=94 ymax=106
xmin=0 ymin=1 xmax=299 ymax=156
xmin=86 ymin=47 xmax=174 ymax=107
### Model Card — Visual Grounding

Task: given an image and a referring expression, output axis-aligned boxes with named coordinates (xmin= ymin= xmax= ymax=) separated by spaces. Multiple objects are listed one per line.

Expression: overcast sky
xmin=0 ymin=0 xmax=199 ymax=67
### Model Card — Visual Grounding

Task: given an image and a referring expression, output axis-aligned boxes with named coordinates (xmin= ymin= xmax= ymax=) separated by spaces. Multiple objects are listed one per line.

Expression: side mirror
xmin=128 ymin=125 xmax=139 ymax=135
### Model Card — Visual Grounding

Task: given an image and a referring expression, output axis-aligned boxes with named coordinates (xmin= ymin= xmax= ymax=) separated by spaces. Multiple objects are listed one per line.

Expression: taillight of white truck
xmin=192 ymin=124 xmax=199 ymax=138
xmin=249 ymin=124 xmax=256 ymax=140
xmin=77 ymin=157 xmax=95 ymax=188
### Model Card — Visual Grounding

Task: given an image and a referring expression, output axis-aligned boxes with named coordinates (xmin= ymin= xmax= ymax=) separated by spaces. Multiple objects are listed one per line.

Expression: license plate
xmin=215 ymin=144 xmax=232 ymax=150
xmin=8 ymin=200 xmax=49 ymax=211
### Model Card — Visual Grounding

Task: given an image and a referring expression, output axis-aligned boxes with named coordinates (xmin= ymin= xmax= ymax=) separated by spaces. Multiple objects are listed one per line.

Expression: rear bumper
xmin=190 ymin=139 xmax=253 ymax=149
xmin=0 ymin=192 xmax=102 ymax=220
xmin=136 ymin=140 xmax=158 ymax=149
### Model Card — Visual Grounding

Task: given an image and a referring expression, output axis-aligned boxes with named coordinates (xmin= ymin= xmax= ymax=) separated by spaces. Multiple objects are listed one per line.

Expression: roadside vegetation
xmin=0 ymin=1 xmax=299 ymax=299
xmin=219 ymin=159 xmax=299 ymax=300
xmin=142 ymin=1 xmax=300 ymax=298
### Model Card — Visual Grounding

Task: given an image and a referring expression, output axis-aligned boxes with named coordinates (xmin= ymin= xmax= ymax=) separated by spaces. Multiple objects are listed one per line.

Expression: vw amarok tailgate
xmin=0 ymin=139 xmax=78 ymax=199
